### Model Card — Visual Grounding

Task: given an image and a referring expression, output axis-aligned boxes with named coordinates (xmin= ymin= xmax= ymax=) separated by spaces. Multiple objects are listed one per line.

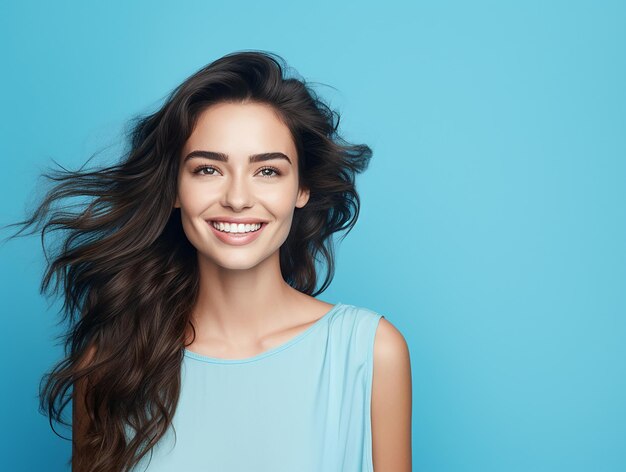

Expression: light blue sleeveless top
xmin=130 ymin=302 xmax=384 ymax=472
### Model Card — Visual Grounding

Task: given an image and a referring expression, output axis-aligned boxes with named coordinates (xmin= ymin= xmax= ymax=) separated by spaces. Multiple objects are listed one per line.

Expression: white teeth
xmin=211 ymin=222 xmax=262 ymax=233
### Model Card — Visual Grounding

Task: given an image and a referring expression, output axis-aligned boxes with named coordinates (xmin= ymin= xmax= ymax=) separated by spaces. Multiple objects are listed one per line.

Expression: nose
xmin=221 ymin=171 xmax=254 ymax=211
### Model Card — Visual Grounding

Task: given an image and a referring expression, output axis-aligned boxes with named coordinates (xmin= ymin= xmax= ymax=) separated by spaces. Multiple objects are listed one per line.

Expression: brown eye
xmin=258 ymin=166 xmax=281 ymax=178
xmin=193 ymin=165 xmax=219 ymax=175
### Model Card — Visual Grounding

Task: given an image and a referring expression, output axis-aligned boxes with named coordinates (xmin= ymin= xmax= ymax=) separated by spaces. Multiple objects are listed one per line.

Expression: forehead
xmin=183 ymin=101 xmax=297 ymax=160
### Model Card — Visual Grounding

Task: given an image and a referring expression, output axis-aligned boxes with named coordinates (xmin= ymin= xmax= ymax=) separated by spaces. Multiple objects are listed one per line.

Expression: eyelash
xmin=191 ymin=165 xmax=282 ymax=178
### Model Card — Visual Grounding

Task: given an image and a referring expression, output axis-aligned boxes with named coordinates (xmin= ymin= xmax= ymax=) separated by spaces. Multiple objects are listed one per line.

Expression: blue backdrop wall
xmin=1 ymin=1 xmax=624 ymax=470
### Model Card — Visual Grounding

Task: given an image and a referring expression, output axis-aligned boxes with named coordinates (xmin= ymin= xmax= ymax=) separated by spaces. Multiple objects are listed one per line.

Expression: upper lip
xmin=207 ymin=217 xmax=269 ymax=224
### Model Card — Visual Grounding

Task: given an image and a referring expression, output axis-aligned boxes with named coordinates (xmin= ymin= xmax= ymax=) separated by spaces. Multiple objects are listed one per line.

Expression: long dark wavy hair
xmin=3 ymin=50 xmax=372 ymax=471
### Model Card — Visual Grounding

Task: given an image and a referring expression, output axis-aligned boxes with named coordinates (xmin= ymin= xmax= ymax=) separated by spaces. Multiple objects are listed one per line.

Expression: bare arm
xmin=371 ymin=317 xmax=413 ymax=471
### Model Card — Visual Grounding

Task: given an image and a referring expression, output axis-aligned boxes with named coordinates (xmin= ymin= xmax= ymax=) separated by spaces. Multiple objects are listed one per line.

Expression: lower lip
xmin=208 ymin=221 xmax=267 ymax=246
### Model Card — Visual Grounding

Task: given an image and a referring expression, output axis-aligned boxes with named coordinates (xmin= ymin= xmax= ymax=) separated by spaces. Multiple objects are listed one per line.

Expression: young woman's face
xmin=175 ymin=101 xmax=309 ymax=270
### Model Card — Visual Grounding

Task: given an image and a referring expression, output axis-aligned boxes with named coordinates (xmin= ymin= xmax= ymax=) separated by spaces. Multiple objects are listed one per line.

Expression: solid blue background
xmin=1 ymin=1 xmax=624 ymax=471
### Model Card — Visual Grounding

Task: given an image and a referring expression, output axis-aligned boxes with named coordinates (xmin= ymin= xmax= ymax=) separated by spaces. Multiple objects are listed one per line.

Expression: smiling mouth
xmin=209 ymin=221 xmax=266 ymax=234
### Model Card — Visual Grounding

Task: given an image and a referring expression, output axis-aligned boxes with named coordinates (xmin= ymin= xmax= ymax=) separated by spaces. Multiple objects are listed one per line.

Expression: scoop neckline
xmin=183 ymin=302 xmax=343 ymax=365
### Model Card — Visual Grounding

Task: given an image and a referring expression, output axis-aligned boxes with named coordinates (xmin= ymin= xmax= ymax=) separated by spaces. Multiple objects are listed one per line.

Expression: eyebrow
xmin=183 ymin=150 xmax=292 ymax=165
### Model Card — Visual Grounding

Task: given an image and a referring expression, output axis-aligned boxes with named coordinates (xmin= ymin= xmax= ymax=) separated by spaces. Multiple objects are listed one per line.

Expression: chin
xmin=204 ymin=252 xmax=271 ymax=271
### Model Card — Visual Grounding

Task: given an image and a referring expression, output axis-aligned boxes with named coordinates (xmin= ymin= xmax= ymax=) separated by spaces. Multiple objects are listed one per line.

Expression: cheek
xmin=260 ymin=188 xmax=300 ymax=217
xmin=178 ymin=181 xmax=218 ymax=211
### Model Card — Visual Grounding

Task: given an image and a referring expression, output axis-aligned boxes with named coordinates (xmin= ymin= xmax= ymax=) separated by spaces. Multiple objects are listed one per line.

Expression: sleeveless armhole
xmin=364 ymin=313 xmax=384 ymax=472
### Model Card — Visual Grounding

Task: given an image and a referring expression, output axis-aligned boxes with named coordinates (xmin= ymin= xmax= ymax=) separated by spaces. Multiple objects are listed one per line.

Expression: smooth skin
xmin=73 ymin=101 xmax=412 ymax=471
xmin=371 ymin=317 xmax=413 ymax=470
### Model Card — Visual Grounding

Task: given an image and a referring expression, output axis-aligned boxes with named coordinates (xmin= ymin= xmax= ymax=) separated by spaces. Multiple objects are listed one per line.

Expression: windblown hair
xmin=4 ymin=50 xmax=372 ymax=471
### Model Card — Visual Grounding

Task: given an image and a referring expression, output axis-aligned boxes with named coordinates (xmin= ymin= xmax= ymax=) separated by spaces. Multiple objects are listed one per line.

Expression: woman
xmin=8 ymin=50 xmax=412 ymax=471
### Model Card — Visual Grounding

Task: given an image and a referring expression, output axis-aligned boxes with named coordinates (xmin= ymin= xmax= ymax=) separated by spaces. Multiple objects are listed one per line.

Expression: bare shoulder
xmin=373 ymin=317 xmax=410 ymax=359
xmin=371 ymin=317 xmax=412 ymax=471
